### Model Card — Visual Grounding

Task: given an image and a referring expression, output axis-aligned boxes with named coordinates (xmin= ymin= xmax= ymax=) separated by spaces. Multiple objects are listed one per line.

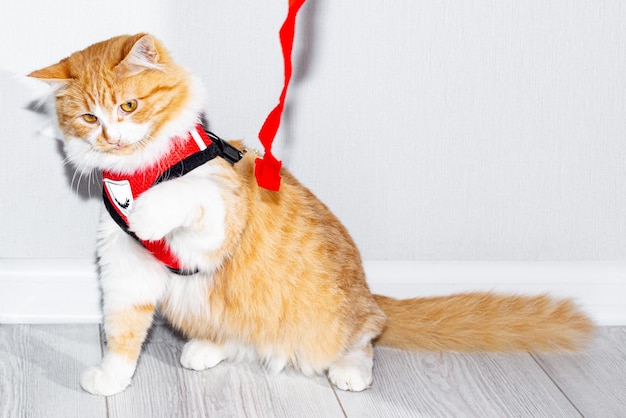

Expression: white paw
xmin=128 ymin=185 xmax=197 ymax=241
xmin=180 ymin=339 xmax=227 ymax=371
xmin=80 ymin=365 xmax=131 ymax=396
xmin=328 ymin=347 xmax=374 ymax=392
xmin=328 ymin=364 xmax=373 ymax=392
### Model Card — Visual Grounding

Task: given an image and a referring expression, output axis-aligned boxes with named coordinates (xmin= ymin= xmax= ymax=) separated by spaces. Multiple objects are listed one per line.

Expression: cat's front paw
xmin=128 ymin=185 xmax=198 ymax=241
xmin=80 ymin=366 xmax=131 ymax=396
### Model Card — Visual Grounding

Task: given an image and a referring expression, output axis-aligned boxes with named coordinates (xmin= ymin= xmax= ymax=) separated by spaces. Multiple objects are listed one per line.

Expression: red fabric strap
xmin=255 ymin=0 xmax=306 ymax=191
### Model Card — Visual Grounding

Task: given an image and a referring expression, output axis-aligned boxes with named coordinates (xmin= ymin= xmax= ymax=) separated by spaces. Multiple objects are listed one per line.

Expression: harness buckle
xmin=203 ymin=129 xmax=244 ymax=166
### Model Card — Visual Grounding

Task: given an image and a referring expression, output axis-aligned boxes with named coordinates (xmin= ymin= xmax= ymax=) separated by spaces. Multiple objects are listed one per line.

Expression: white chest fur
xmin=163 ymin=273 xmax=213 ymax=322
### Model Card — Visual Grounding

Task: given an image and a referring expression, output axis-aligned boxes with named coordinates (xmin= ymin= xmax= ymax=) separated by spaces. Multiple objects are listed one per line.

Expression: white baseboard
xmin=364 ymin=261 xmax=626 ymax=326
xmin=1 ymin=259 xmax=624 ymax=325
xmin=0 ymin=259 xmax=102 ymax=324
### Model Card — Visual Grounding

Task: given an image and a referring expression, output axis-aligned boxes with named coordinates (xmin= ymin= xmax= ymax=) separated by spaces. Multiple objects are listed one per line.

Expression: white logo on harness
xmin=103 ymin=178 xmax=134 ymax=217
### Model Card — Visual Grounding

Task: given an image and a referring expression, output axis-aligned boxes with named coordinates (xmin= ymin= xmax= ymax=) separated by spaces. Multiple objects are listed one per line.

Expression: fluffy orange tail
xmin=373 ymin=293 xmax=593 ymax=352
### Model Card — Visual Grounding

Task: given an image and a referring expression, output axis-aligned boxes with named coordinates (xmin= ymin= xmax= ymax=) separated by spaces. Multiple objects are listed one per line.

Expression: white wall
xmin=1 ymin=1 xmax=626 ymax=322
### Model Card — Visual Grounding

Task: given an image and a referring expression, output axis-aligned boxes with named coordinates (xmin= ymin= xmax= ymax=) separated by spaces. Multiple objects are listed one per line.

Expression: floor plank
xmin=335 ymin=347 xmax=581 ymax=418
xmin=0 ymin=324 xmax=105 ymax=418
xmin=534 ymin=326 xmax=626 ymax=417
xmin=107 ymin=325 xmax=346 ymax=418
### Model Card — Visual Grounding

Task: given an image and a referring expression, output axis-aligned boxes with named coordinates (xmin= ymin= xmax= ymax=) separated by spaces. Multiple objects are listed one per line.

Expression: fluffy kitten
xmin=30 ymin=34 xmax=592 ymax=396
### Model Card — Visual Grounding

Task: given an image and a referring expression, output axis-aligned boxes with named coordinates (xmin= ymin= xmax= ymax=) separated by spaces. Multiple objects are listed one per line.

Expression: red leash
xmin=255 ymin=0 xmax=307 ymax=191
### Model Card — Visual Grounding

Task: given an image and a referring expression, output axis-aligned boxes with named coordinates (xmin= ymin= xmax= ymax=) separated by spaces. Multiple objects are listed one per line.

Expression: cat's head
xmin=29 ymin=34 xmax=202 ymax=173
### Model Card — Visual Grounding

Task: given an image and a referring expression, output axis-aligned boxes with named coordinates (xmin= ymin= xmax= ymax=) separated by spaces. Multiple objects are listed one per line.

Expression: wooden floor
xmin=0 ymin=325 xmax=624 ymax=418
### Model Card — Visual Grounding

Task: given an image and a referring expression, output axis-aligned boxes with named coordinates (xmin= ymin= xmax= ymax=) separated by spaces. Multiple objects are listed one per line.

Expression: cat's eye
xmin=120 ymin=100 xmax=138 ymax=113
xmin=82 ymin=114 xmax=98 ymax=123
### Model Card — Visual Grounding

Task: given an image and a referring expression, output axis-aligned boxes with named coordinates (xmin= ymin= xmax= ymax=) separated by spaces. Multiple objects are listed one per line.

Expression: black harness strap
xmin=154 ymin=129 xmax=243 ymax=185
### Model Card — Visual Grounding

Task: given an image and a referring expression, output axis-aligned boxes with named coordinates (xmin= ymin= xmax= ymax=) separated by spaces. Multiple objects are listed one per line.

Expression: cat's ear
xmin=28 ymin=59 xmax=71 ymax=83
xmin=116 ymin=34 xmax=163 ymax=76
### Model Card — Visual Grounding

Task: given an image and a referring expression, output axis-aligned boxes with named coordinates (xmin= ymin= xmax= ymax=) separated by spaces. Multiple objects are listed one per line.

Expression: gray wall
xmin=2 ymin=0 xmax=626 ymax=262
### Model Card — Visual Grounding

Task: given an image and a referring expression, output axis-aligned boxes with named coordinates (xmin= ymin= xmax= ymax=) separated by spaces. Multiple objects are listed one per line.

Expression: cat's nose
xmin=104 ymin=135 xmax=121 ymax=145
xmin=102 ymin=129 xmax=122 ymax=145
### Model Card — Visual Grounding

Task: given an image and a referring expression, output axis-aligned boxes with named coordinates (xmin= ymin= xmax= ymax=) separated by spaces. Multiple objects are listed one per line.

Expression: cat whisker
xmin=64 ymin=146 xmax=99 ymax=196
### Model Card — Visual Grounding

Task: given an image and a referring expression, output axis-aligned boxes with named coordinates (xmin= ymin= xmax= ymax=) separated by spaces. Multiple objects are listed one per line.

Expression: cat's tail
xmin=373 ymin=293 xmax=593 ymax=352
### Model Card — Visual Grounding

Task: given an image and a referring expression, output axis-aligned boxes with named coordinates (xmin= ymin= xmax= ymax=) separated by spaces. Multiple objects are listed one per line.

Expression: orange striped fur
xmin=104 ymin=304 xmax=155 ymax=361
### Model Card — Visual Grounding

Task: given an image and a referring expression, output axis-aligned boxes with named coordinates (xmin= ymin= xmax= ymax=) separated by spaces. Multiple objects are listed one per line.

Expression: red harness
xmin=102 ymin=125 xmax=242 ymax=275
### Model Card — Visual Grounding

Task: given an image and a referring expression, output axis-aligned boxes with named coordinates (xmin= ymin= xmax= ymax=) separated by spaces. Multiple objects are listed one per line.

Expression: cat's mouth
xmin=100 ymin=142 xmax=136 ymax=155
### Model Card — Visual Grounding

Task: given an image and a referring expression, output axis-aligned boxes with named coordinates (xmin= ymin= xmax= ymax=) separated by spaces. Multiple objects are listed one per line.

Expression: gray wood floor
xmin=0 ymin=325 xmax=624 ymax=418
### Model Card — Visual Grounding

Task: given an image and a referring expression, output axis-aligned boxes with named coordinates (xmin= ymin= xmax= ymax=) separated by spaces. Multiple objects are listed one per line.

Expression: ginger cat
xmin=29 ymin=34 xmax=592 ymax=396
